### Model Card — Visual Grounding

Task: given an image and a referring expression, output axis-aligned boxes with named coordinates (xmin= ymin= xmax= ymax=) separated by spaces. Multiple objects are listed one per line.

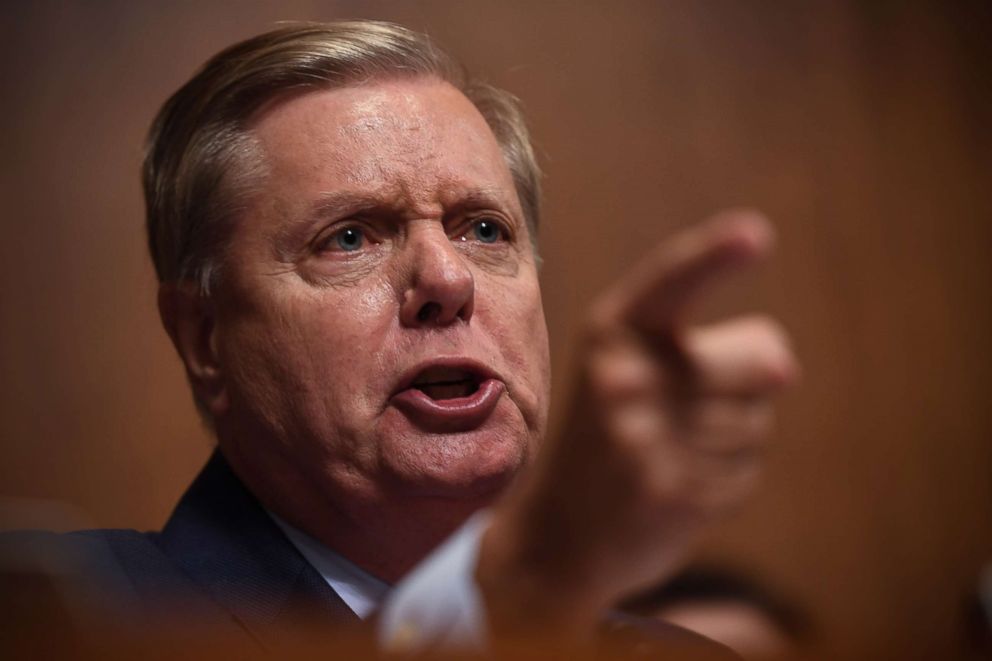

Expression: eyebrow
xmin=319 ymin=186 xmax=513 ymax=223
xmin=441 ymin=186 xmax=515 ymax=218
xmin=308 ymin=191 xmax=392 ymax=223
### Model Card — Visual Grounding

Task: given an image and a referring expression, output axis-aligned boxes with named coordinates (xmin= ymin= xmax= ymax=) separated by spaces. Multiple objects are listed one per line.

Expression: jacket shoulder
xmin=0 ymin=527 xmax=212 ymax=616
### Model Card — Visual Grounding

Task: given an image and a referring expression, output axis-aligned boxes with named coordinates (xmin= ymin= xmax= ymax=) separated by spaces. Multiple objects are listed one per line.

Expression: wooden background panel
xmin=1 ymin=2 xmax=988 ymax=658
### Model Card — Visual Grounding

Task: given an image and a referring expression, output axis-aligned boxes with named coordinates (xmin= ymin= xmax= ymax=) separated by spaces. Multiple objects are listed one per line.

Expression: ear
xmin=158 ymin=282 xmax=228 ymax=417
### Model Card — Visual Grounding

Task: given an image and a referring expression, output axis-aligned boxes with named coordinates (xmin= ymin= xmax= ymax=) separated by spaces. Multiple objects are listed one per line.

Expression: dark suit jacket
xmin=1 ymin=452 xmax=362 ymax=655
xmin=1 ymin=452 xmax=735 ymax=659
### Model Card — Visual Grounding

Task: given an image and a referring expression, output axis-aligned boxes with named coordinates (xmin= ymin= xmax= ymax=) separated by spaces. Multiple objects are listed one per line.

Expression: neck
xmin=218 ymin=443 xmax=497 ymax=583
xmin=298 ymin=496 xmax=491 ymax=583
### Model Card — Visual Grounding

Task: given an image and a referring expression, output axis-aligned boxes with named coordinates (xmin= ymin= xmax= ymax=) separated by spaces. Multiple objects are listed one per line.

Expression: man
xmin=2 ymin=19 xmax=797 ymax=655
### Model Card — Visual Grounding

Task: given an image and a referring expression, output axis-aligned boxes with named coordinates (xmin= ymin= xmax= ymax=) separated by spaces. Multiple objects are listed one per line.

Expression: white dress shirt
xmin=269 ymin=513 xmax=390 ymax=619
xmin=269 ymin=510 xmax=491 ymax=651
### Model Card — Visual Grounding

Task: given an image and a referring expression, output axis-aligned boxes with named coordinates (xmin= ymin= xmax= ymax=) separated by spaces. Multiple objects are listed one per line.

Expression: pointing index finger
xmin=593 ymin=210 xmax=775 ymax=335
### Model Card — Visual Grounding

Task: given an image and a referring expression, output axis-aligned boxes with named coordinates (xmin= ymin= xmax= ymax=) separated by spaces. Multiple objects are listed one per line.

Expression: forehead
xmin=248 ymin=77 xmax=517 ymax=211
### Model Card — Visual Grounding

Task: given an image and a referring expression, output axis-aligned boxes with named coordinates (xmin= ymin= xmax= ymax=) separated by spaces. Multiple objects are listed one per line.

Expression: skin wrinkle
xmin=340 ymin=93 xmax=430 ymax=189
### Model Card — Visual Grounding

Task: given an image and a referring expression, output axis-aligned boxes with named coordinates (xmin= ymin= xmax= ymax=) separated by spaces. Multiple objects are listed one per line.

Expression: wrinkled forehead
xmin=247 ymin=77 xmax=518 ymax=210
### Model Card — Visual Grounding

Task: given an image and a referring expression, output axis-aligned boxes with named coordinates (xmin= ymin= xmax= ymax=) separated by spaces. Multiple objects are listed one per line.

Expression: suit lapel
xmin=157 ymin=451 xmax=361 ymax=647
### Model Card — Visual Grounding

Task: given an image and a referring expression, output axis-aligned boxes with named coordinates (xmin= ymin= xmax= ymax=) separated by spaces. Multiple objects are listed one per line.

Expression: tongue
xmin=416 ymin=381 xmax=475 ymax=400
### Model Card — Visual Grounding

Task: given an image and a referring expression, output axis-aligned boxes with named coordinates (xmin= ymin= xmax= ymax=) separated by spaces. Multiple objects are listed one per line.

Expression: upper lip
xmin=391 ymin=357 xmax=501 ymax=397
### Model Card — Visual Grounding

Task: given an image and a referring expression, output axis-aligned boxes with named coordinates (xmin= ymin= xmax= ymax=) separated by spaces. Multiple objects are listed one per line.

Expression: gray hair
xmin=143 ymin=20 xmax=542 ymax=293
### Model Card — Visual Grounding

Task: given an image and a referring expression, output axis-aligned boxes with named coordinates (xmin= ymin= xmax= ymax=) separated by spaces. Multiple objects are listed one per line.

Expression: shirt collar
xmin=268 ymin=512 xmax=391 ymax=619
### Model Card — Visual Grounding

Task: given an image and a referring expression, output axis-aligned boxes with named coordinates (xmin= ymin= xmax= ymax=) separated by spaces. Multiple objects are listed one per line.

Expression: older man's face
xmin=208 ymin=77 xmax=550 ymax=511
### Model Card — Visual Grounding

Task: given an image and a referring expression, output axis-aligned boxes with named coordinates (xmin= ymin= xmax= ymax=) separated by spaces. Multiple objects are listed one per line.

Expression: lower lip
xmin=390 ymin=379 xmax=505 ymax=433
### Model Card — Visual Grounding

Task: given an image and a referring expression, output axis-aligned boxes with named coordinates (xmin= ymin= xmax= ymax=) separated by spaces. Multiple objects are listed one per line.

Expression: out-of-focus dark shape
xmin=964 ymin=563 xmax=992 ymax=660
xmin=621 ymin=566 xmax=811 ymax=660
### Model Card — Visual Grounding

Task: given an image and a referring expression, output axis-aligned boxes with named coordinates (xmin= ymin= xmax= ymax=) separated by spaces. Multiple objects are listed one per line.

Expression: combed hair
xmin=143 ymin=20 xmax=541 ymax=293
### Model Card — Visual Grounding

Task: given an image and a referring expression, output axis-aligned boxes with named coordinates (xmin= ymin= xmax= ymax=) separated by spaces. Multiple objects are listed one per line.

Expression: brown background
xmin=1 ymin=1 xmax=989 ymax=658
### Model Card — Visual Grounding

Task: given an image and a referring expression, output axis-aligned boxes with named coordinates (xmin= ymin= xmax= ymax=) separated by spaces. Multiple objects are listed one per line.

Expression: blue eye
xmin=335 ymin=227 xmax=364 ymax=251
xmin=472 ymin=219 xmax=502 ymax=243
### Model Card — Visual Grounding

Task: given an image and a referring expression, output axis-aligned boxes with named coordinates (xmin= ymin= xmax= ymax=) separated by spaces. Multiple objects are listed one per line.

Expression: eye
xmin=331 ymin=227 xmax=364 ymax=252
xmin=468 ymin=218 xmax=505 ymax=244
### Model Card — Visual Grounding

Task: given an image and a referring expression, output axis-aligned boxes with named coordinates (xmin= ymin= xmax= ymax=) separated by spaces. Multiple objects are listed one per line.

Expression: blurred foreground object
xmin=622 ymin=566 xmax=812 ymax=660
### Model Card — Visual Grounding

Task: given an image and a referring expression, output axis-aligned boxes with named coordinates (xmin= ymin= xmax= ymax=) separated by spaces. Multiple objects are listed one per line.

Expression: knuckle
xmin=740 ymin=313 xmax=788 ymax=345
xmin=740 ymin=316 xmax=798 ymax=387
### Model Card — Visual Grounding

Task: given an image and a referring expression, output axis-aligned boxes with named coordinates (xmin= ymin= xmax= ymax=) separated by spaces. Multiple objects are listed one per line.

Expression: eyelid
xmin=312 ymin=219 xmax=381 ymax=253
xmin=452 ymin=213 xmax=514 ymax=242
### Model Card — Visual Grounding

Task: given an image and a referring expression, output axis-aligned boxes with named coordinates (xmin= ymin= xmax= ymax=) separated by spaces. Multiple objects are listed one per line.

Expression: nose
xmin=399 ymin=228 xmax=475 ymax=327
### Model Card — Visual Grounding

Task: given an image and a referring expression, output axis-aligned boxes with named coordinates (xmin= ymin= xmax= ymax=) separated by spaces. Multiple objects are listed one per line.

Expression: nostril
xmin=417 ymin=302 xmax=441 ymax=323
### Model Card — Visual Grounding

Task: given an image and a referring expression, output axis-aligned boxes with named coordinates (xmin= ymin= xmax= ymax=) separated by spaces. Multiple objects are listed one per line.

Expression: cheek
xmin=217 ymin=316 xmax=311 ymax=441
xmin=287 ymin=284 xmax=401 ymax=413
xmin=483 ymin=276 xmax=551 ymax=429
xmin=218 ymin=279 xmax=399 ymax=436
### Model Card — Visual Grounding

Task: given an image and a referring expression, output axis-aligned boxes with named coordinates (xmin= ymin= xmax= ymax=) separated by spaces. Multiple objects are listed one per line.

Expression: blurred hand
xmin=477 ymin=210 xmax=800 ymax=637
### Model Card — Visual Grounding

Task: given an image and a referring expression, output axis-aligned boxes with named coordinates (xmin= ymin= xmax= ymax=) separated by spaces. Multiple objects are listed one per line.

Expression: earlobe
xmin=157 ymin=282 xmax=228 ymax=416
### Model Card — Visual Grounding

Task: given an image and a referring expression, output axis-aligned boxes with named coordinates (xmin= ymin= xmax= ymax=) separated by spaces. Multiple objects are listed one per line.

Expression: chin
xmin=380 ymin=427 xmax=530 ymax=501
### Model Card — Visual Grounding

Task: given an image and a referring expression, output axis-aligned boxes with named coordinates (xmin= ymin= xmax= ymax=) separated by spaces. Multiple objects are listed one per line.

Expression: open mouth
xmin=410 ymin=366 xmax=482 ymax=401
xmin=390 ymin=360 xmax=505 ymax=432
